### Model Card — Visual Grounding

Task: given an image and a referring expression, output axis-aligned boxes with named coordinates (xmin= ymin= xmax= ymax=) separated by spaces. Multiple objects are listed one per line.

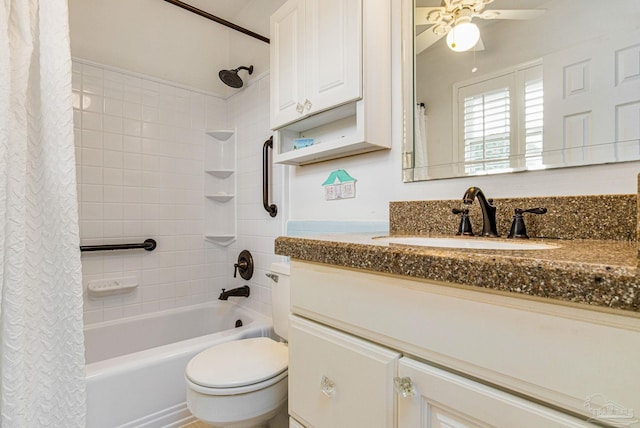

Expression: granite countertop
xmin=275 ymin=233 xmax=640 ymax=316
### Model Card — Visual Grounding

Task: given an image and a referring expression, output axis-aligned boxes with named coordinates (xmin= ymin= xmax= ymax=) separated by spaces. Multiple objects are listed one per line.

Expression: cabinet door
xmin=289 ymin=417 xmax=306 ymax=428
xmin=270 ymin=0 xmax=306 ymax=129
xmin=289 ymin=316 xmax=399 ymax=428
xmin=397 ymin=358 xmax=591 ymax=428
xmin=304 ymin=0 xmax=362 ymax=116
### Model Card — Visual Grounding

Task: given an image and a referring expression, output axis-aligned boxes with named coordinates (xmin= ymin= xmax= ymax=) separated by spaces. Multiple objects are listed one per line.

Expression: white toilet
xmin=185 ymin=263 xmax=291 ymax=428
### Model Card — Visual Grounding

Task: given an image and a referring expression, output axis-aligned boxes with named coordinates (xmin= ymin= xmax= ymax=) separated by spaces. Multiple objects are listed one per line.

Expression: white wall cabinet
xmin=288 ymin=260 xmax=640 ymax=427
xmin=270 ymin=0 xmax=305 ymax=129
xmin=270 ymin=0 xmax=361 ymax=130
xmin=204 ymin=130 xmax=236 ymax=246
xmin=269 ymin=0 xmax=391 ymax=165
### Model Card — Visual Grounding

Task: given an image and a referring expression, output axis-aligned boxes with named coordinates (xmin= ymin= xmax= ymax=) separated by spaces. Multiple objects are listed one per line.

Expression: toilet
xmin=185 ymin=263 xmax=291 ymax=428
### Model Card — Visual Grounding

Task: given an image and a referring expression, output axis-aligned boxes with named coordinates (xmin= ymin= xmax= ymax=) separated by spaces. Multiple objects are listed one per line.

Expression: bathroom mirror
xmin=402 ymin=0 xmax=640 ymax=182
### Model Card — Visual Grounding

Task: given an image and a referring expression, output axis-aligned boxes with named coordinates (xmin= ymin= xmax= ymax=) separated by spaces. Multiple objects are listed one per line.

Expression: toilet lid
xmin=186 ymin=337 xmax=288 ymax=388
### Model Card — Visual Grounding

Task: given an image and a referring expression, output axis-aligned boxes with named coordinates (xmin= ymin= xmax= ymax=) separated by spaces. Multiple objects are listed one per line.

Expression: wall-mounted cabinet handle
xmin=263 ymin=137 xmax=278 ymax=217
xmin=296 ymin=103 xmax=304 ymax=114
xmin=304 ymin=99 xmax=312 ymax=111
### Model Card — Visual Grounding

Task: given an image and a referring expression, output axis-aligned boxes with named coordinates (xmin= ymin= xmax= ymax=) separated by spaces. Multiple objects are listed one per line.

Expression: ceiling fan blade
xmin=478 ymin=9 xmax=545 ymax=20
xmin=414 ymin=7 xmax=445 ymax=26
xmin=415 ymin=27 xmax=446 ymax=55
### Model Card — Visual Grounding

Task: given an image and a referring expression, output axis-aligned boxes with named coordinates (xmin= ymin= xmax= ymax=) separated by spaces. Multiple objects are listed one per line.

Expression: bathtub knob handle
xmin=233 ymin=262 xmax=246 ymax=278
xmin=234 ymin=250 xmax=254 ymax=280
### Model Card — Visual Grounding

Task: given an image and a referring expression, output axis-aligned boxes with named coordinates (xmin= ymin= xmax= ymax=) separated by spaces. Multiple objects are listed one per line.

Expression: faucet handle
xmin=517 ymin=207 xmax=547 ymax=215
xmin=508 ymin=207 xmax=547 ymax=239
xmin=452 ymin=208 xmax=474 ymax=236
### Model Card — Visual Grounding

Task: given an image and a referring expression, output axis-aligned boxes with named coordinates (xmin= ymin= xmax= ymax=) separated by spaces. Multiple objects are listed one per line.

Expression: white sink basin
xmin=373 ymin=236 xmax=558 ymax=250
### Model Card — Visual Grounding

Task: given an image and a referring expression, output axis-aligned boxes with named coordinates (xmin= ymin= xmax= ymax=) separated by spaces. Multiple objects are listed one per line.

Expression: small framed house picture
xmin=322 ymin=170 xmax=357 ymax=200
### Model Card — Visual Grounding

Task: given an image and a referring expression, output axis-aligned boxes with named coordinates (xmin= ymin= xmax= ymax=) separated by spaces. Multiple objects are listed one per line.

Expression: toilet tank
xmin=269 ymin=262 xmax=290 ymax=341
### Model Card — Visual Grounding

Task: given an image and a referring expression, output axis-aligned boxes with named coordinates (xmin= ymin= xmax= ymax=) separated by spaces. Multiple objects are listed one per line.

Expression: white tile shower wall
xmin=224 ymin=75 xmax=288 ymax=316
xmin=73 ymin=59 xmax=230 ymax=324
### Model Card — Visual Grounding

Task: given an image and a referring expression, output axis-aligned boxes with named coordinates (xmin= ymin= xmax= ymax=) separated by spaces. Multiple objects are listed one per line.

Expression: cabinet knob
xmin=304 ymin=99 xmax=312 ymax=111
xmin=296 ymin=103 xmax=305 ymax=114
xmin=320 ymin=375 xmax=336 ymax=397
xmin=394 ymin=376 xmax=416 ymax=398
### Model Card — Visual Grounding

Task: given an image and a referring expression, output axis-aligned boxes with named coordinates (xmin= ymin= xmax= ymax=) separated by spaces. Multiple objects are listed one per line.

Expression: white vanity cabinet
xmin=270 ymin=0 xmax=361 ymax=130
xmin=397 ymin=358 xmax=588 ymax=427
xmin=288 ymin=315 xmax=399 ymax=428
xmin=269 ymin=0 xmax=391 ymax=165
xmin=287 ymin=260 xmax=640 ymax=427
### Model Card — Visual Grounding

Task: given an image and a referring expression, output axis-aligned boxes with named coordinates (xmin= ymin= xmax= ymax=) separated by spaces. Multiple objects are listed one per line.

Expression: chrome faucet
xmin=218 ymin=285 xmax=250 ymax=300
xmin=462 ymin=187 xmax=499 ymax=237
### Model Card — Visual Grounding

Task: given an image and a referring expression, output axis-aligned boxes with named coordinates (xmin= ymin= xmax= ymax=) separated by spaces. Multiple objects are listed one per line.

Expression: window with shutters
xmin=454 ymin=62 xmax=543 ymax=175
xmin=524 ymin=75 xmax=544 ymax=167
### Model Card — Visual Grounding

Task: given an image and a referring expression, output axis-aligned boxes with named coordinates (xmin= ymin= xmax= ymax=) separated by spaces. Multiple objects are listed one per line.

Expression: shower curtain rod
xmin=162 ymin=0 xmax=270 ymax=44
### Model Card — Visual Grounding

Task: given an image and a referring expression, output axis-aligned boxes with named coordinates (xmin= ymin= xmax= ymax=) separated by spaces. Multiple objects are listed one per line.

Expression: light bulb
xmin=446 ymin=22 xmax=480 ymax=52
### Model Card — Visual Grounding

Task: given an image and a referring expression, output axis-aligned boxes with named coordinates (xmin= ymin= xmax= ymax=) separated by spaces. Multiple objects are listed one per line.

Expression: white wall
xmin=74 ymin=59 xmax=229 ymax=324
xmin=224 ymin=75 xmax=289 ymax=316
xmin=287 ymin=0 xmax=640 ymax=221
xmin=69 ymin=0 xmax=228 ymax=95
xmin=68 ymin=0 xmax=283 ymax=96
xmin=289 ymin=149 xmax=640 ymax=221
xmin=69 ymin=0 xmax=640 ymax=324
xmin=228 ymin=0 xmax=288 ymax=89
xmin=74 ymin=59 xmax=285 ymax=322
xmin=68 ymin=0 xmax=288 ymax=322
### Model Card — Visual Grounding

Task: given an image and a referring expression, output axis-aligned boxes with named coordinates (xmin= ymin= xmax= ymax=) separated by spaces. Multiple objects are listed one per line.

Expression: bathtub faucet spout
xmin=218 ymin=285 xmax=250 ymax=300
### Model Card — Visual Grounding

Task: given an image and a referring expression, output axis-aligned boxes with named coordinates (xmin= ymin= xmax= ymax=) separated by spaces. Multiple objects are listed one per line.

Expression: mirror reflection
xmin=405 ymin=0 xmax=640 ymax=181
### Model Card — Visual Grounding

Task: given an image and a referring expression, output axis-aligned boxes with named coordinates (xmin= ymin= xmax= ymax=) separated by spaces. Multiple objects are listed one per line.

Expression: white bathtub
xmin=85 ymin=302 xmax=272 ymax=428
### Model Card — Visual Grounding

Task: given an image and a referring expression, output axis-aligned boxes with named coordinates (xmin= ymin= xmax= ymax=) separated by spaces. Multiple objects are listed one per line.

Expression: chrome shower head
xmin=219 ymin=65 xmax=254 ymax=88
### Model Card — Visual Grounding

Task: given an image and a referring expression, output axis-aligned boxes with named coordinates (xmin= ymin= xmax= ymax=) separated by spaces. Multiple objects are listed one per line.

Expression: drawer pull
xmin=320 ymin=375 xmax=336 ymax=397
xmin=394 ymin=376 xmax=416 ymax=397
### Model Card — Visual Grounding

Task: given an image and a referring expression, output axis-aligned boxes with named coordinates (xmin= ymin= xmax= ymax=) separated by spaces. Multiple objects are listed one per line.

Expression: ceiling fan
xmin=415 ymin=0 xmax=545 ymax=54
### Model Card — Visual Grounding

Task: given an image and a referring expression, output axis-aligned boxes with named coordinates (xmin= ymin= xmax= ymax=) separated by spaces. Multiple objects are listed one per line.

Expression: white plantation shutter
xmin=456 ymin=62 xmax=544 ymax=174
xmin=463 ymin=87 xmax=511 ymax=174
xmin=524 ymin=77 xmax=544 ymax=167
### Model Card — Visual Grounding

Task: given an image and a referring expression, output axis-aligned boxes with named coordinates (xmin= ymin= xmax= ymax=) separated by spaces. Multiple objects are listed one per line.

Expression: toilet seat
xmin=186 ymin=337 xmax=288 ymax=395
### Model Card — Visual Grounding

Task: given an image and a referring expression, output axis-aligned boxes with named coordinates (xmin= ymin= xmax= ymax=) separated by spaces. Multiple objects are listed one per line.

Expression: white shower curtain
xmin=0 ymin=0 xmax=85 ymax=426
xmin=414 ymin=104 xmax=429 ymax=180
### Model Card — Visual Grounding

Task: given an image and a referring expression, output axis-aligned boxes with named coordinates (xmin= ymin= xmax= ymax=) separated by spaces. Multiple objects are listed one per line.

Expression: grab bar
xmin=263 ymin=137 xmax=278 ymax=217
xmin=80 ymin=238 xmax=157 ymax=252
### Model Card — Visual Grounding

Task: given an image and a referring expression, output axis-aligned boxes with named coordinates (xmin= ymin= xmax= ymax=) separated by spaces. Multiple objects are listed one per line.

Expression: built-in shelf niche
xmin=204 ymin=130 xmax=236 ymax=246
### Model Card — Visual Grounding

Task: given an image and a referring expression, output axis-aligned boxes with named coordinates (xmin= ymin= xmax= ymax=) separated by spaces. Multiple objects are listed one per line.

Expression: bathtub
xmin=85 ymin=302 xmax=272 ymax=428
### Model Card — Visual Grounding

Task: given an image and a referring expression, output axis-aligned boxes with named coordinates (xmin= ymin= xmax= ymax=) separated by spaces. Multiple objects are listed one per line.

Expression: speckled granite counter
xmin=275 ymin=233 xmax=640 ymax=315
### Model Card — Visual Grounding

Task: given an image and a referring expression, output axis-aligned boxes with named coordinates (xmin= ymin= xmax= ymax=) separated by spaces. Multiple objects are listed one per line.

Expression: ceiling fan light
xmin=446 ymin=22 xmax=480 ymax=52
